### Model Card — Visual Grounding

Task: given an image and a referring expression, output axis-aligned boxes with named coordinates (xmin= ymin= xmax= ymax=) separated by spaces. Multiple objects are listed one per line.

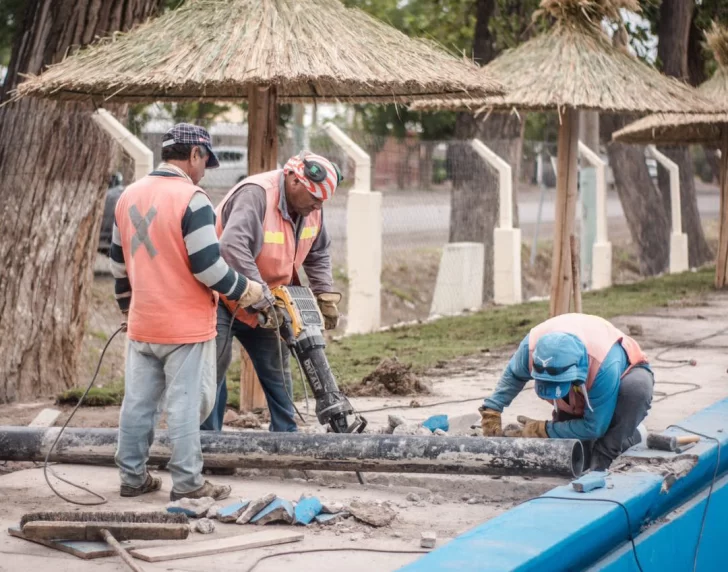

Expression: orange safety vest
xmin=215 ymin=170 xmax=322 ymax=326
xmin=527 ymin=314 xmax=648 ymax=416
xmin=115 ymin=174 xmax=218 ymax=344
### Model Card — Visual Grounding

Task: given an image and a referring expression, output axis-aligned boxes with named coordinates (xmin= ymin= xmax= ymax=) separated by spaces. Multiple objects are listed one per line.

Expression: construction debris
xmin=349 ymin=358 xmax=431 ymax=397
xmin=217 ymin=500 xmax=250 ymax=523
xmin=420 ymin=531 xmax=437 ymax=548
xmin=195 ymin=518 xmax=216 ymax=534
xmin=251 ymin=498 xmax=294 ymax=525
xmin=314 ymin=512 xmax=351 ymax=526
xmin=348 ymin=500 xmax=397 ymax=527
xmin=166 ymin=497 xmax=216 ymax=518
xmin=321 ymin=501 xmax=345 ymax=514
xmin=294 ymin=496 xmax=323 ymax=525
xmin=236 ymin=493 xmax=276 ymax=525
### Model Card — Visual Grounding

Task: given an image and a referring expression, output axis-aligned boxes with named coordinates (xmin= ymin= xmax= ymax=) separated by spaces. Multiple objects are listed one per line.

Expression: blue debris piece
xmin=314 ymin=512 xmax=349 ymax=525
xmin=571 ymin=471 xmax=608 ymax=493
xmin=217 ymin=500 xmax=250 ymax=522
xmin=250 ymin=497 xmax=294 ymax=525
xmin=166 ymin=506 xmax=199 ymax=518
xmin=294 ymin=496 xmax=323 ymax=525
xmin=422 ymin=415 xmax=449 ymax=433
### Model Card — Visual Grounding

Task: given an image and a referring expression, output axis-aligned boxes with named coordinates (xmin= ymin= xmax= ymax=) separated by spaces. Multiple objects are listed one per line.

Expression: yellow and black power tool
xmin=263 ymin=285 xmax=367 ymax=435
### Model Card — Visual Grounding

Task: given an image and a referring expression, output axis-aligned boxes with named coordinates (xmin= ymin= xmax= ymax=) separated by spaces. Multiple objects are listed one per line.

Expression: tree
xmin=654 ymin=0 xmax=712 ymax=268
xmin=0 ymin=0 xmax=162 ymax=403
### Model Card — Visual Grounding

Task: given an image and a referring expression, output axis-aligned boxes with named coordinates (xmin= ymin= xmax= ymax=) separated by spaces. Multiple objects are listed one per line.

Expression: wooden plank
xmin=28 ymin=408 xmax=60 ymax=427
xmin=240 ymin=348 xmax=267 ymax=412
xmin=8 ymin=526 xmax=129 ymax=560
xmin=569 ymin=234 xmax=582 ymax=313
xmin=715 ymin=130 xmax=728 ymax=288
xmin=129 ymin=529 xmax=303 ymax=563
xmin=549 ymin=109 xmax=580 ymax=317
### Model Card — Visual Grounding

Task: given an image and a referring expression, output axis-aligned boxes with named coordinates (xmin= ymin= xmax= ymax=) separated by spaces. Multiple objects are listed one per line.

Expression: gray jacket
xmin=218 ymin=175 xmax=333 ymax=294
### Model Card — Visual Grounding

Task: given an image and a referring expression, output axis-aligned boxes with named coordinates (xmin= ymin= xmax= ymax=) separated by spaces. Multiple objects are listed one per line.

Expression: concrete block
xmin=346 ymin=190 xmax=382 ymax=334
xmin=321 ymin=501 xmax=345 ymax=514
xmin=420 ymin=531 xmax=437 ymax=548
xmin=236 ymin=493 xmax=276 ymax=524
xmin=251 ymin=498 xmax=294 ymax=525
xmin=430 ymin=242 xmax=485 ymax=317
xmin=591 ymin=241 xmax=612 ymax=290
xmin=422 ymin=415 xmax=449 ymax=433
xmin=670 ymin=232 xmax=689 ymax=274
xmin=166 ymin=497 xmax=216 ymax=518
xmin=571 ymin=472 xmax=607 ymax=493
xmin=217 ymin=500 xmax=251 ymax=523
xmin=315 ymin=512 xmax=350 ymax=525
xmin=494 ymin=228 xmax=522 ymax=306
xmin=294 ymin=496 xmax=323 ymax=525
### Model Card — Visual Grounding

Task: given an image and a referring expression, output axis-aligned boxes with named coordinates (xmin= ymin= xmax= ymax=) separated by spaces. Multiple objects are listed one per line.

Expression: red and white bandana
xmin=283 ymin=153 xmax=338 ymax=200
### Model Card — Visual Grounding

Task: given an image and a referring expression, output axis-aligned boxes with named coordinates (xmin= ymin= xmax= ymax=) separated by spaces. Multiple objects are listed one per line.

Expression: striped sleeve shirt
xmin=109 ymin=191 xmax=248 ymax=313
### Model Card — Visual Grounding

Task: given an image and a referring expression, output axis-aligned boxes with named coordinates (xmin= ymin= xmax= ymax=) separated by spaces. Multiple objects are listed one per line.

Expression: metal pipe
xmin=0 ymin=427 xmax=584 ymax=478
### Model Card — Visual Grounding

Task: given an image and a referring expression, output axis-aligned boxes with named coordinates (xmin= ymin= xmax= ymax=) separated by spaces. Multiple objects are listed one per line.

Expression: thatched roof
xmin=613 ymin=22 xmax=728 ymax=145
xmin=411 ymin=0 xmax=718 ymax=114
xmin=14 ymin=0 xmax=503 ymax=103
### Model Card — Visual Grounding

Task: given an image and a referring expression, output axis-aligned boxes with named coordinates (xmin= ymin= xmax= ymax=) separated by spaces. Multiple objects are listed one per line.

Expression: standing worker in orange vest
xmin=479 ymin=313 xmax=654 ymax=470
xmin=110 ymin=123 xmax=265 ymax=501
xmin=205 ymin=151 xmax=342 ymax=434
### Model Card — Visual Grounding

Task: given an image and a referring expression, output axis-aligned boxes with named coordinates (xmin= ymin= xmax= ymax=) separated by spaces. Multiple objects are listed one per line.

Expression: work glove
xmin=479 ymin=407 xmax=503 ymax=437
xmin=503 ymin=415 xmax=549 ymax=438
xmin=316 ymin=292 xmax=342 ymax=330
xmin=258 ymin=305 xmax=287 ymax=329
xmin=237 ymin=279 xmax=265 ymax=309
xmin=251 ymin=285 xmax=275 ymax=312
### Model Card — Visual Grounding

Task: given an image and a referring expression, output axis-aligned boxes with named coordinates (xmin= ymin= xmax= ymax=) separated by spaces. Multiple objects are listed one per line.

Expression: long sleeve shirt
xmin=218 ymin=180 xmax=333 ymax=294
xmin=110 ymin=170 xmax=248 ymax=312
xmin=482 ymin=335 xmax=628 ymax=440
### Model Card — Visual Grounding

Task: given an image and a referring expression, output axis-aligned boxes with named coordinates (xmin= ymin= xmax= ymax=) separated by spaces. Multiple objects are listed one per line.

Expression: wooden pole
xmin=715 ymin=128 xmax=728 ymax=289
xmin=549 ymin=108 xmax=580 ymax=316
xmin=240 ymin=85 xmax=279 ymax=413
xmin=570 ymin=234 xmax=583 ymax=313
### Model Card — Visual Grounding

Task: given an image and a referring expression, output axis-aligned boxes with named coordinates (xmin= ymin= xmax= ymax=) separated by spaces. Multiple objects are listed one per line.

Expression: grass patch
xmin=57 ymin=381 xmax=125 ymax=406
xmin=327 ymin=268 xmax=716 ymax=388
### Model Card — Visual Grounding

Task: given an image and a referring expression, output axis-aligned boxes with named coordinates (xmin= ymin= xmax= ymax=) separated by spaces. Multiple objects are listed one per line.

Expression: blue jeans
xmin=116 ymin=339 xmax=217 ymax=494
xmin=202 ymin=303 xmax=297 ymax=432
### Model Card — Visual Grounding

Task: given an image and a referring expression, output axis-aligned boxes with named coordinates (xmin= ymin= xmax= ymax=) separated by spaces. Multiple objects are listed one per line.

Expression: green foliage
xmin=57 ymin=383 xmax=125 ymax=407
xmin=0 ymin=0 xmax=24 ymax=67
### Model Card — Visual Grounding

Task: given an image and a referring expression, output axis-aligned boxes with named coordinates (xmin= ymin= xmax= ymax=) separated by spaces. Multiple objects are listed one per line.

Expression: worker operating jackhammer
xmin=479 ymin=313 xmax=654 ymax=471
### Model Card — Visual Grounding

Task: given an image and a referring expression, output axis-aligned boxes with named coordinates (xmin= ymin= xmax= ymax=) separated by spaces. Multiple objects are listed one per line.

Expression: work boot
xmin=169 ymin=480 xmax=231 ymax=502
xmin=120 ymin=474 xmax=162 ymax=497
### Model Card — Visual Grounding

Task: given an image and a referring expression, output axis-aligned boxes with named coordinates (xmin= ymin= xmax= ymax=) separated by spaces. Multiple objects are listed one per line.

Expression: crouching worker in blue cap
xmin=479 ymin=313 xmax=654 ymax=471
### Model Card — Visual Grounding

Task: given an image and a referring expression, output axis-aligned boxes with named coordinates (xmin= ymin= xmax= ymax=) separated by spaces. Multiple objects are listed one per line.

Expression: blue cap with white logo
xmin=531 ymin=332 xmax=588 ymax=400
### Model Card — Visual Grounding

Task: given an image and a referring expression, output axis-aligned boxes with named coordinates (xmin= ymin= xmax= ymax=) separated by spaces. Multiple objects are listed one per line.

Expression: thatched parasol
xmin=14 ymin=0 xmax=505 ymax=173
xmin=411 ymin=0 xmax=720 ymax=316
xmin=614 ymin=22 xmax=728 ymax=287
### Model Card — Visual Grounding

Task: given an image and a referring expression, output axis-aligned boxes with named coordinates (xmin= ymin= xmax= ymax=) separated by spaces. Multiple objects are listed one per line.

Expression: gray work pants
xmin=557 ymin=366 xmax=654 ymax=471
xmin=116 ymin=339 xmax=217 ymax=494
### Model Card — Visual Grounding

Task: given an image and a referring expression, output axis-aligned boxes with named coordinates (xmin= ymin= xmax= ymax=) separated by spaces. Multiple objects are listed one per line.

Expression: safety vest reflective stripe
xmin=264 ymin=231 xmax=285 ymax=244
xmin=300 ymin=226 xmax=318 ymax=240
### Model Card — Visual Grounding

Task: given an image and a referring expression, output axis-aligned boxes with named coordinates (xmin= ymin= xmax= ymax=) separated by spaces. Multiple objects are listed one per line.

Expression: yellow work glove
xmin=316 ymin=292 xmax=342 ymax=330
xmin=238 ymin=279 xmax=265 ymax=309
xmin=479 ymin=407 xmax=503 ymax=437
xmin=503 ymin=415 xmax=549 ymax=438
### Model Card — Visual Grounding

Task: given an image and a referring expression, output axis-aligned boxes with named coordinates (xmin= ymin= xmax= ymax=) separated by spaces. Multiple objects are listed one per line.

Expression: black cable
xmin=522 ymin=496 xmax=645 ymax=572
xmin=43 ymin=325 xmax=125 ymax=506
xmin=243 ymin=547 xmax=429 ymax=572
xmin=668 ymin=424 xmax=722 ymax=572
xmin=271 ymin=308 xmax=308 ymax=425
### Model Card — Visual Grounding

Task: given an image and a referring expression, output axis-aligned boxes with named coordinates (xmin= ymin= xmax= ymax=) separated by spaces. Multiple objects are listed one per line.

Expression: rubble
xmin=236 ymin=493 xmax=276 ymax=524
xmin=195 ymin=518 xmax=216 ymax=534
xmin=420 ymin=531 xmax=437 ymax=548
xmin=166 ymin=496 xmax=216 ymax=518
xmin=348 ymin=358 xmax=432 ymax=397
xmin=251 ymin=497 xmax=294 ymax=525
xmin=348 ymin=500 xmax=397 ymax=527
xmin=217 ymin=499 xmax=251 ymax=523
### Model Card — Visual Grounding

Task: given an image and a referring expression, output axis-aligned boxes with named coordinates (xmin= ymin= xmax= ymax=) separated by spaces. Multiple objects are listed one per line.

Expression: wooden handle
xmin=676 ymin=435 xmax=701 ymax=445
xmin=100 ymin=529 xmax=146 ymax=572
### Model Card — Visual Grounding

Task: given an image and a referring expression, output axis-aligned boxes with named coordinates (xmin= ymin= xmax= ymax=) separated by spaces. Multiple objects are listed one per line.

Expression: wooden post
xmin=715 ymin=129 xmax=728 ymax=289
xmin=239 ymin=85 xmax=279 ymax=413
xmin=570 ymin=234 xmax=582 ymax=313
xmin=549 ymin=108 xmax=580 ymax=316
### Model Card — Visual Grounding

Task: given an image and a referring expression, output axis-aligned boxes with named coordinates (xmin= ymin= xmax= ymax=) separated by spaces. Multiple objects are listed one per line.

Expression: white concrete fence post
xmin=577 ymin=141 xmax=612 ymax=289
xmin=323 ymin=123 xmax=381 ymax=335
xmin=648 ymin=145 xmax=688 ymax=273
xmin=471 ymin=139 xmax=522 ymax=306
xmin=92 ymin=109 xmax=154 ymax=181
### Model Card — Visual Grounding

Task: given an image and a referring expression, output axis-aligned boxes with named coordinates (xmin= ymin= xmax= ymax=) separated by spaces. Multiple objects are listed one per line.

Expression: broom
xmin=20 ymin=511 xmax=189 ymax=572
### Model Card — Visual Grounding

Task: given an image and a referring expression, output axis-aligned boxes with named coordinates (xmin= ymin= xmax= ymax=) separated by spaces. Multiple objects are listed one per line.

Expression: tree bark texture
xmin=603 ymin=114 xmax=671 ymax=276
xmin=0 ymin=0 xmax=161 ymax=403
xmin=656 ymin=0 xmax=712 ymax=267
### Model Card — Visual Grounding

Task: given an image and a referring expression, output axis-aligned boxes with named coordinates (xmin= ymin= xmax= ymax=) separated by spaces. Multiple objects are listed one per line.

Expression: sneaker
xmin=120 ymin=474 xmax=162 ymax=497
xmin=169 ymin=480 xmax=232 ymax=502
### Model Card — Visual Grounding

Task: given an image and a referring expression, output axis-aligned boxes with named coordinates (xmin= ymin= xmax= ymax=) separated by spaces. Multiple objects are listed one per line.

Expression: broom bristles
xmin=20 ymin=511 xmax=188 ymax=527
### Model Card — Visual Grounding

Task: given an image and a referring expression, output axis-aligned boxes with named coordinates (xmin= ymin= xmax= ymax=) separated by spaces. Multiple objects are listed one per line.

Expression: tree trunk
xmin=0 ymin=0 xmax=161 ymax=403
xmin=603 ymin=115 xmax=671 ymax=276
xmin=419 ymin=141 xmax=435 ymax=190
xmin=656 ymin=0 xmax=712 ymax=267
